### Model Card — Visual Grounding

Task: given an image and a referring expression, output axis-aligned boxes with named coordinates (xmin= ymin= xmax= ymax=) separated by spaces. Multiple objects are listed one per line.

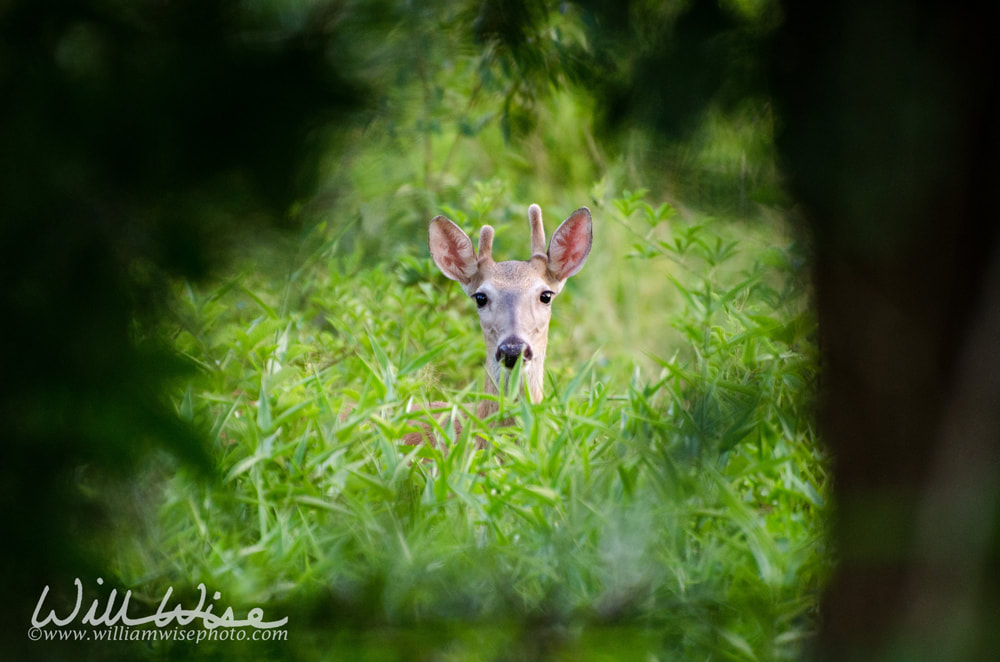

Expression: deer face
xmin=429 ymin=204 xmax=592 ymax=403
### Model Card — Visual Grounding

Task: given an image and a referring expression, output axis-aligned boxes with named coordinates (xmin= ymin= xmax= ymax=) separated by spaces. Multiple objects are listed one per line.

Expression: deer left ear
xmin=548 ymin=207 xmax=592 ymax=281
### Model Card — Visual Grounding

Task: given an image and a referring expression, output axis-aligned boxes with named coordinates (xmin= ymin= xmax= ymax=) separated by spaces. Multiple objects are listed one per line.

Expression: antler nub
xmin=528 ymin=204 xmax=546 ymax=258
xmin=478 ymin=225 xmax=494 ymax=262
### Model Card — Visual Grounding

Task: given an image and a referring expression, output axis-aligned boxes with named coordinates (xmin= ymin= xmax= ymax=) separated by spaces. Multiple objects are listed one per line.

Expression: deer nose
xmin=496 ymin=337 xmax=533 ymax=369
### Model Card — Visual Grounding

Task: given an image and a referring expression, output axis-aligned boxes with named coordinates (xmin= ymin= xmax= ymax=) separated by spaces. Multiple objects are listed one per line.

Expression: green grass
xmin=111 ymin=187 xmax=827 ymax=660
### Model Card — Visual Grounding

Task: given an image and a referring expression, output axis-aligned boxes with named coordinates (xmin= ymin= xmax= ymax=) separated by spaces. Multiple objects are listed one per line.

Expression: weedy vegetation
xmin=119 ymin=187 xmax=825 ymax=660
xmin=105 ymin=4 xmax=827 ymax=659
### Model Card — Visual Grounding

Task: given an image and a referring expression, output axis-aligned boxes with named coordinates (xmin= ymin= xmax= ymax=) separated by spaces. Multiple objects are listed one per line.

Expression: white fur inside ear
xmin=429 ymin=217 xmax=479 ymax=284
xmin=548 ymin=208 xmax=592 ymax=280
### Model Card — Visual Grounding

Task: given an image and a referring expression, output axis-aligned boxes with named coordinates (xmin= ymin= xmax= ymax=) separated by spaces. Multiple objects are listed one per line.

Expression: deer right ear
xmin=429 ymin=216 xmax=479 ymax=285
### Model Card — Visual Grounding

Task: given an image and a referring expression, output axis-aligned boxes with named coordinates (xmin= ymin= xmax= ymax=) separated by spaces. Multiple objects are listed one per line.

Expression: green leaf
xmin=257 ymin=376 xmax=273 ymax=432
xmin=179 ymin=384 xmax=194 ymax=422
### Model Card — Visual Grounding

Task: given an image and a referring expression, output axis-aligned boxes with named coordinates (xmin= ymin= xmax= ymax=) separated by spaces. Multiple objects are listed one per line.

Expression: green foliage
xmin=49 ymin=3 xmax=826 ymax=660
xmin=120 ymin=178 xmax=827 ymax=660
xmin=315 ymin=2 xmax=610 ymax=260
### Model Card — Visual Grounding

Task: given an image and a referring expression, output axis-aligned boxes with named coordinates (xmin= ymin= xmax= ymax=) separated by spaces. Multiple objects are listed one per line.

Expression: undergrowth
xmin=121 ymin=188 xmax=828 ymax=661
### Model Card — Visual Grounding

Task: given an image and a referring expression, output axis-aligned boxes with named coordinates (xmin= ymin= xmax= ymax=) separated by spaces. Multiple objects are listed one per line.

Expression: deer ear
xmin=429 ymin=216 xmax=479 ymax=284
xmin=548 ymin=207 xmax=592 ymax=280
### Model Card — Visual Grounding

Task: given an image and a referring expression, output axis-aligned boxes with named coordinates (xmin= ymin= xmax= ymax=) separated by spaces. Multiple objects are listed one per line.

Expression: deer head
xmin=428 ymin=204 xmax=592 ymax=410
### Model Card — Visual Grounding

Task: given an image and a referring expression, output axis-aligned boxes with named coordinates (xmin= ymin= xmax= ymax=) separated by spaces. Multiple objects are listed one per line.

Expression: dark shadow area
xmin=772 ymin=3 xmax=1000 ymax=659
xmin=0 ymin=0 xmax=365 ymax=658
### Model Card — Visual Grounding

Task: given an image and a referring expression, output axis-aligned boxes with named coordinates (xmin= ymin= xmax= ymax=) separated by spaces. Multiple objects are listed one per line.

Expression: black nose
xmin=496 ymin=337 xmax=533 ymax=369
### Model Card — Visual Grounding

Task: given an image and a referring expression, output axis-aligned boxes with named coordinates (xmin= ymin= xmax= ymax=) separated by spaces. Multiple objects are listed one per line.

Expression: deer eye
xmin=473 ymin=292 xmax=488 ymax=308
xmin=539 ymin=291 xmax=553 ymax=304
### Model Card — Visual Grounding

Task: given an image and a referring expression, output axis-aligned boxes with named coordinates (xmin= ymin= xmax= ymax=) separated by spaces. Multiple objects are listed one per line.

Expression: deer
xmin=400 ymin=203 xmax=593 ymax=449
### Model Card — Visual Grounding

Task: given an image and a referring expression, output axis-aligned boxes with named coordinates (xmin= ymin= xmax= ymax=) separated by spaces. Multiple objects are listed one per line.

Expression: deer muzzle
xmin=496 ymin=336 xmax=533 ymax=369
